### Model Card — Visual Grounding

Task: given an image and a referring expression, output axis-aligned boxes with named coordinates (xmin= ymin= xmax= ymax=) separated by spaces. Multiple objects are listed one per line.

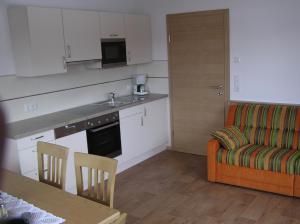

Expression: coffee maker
xmin=133 ymin=74 xmax=149 ymax=95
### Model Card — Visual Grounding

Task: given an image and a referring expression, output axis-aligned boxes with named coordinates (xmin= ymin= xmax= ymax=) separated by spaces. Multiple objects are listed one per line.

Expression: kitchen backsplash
xmin=0 ymin=64 xmax=136 ymax=122
xmin=0 ymin=60 xmax=170 ymax=123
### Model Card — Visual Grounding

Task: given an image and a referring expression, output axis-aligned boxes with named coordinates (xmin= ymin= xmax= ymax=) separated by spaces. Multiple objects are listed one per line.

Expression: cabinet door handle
xmin=62 ymin=56 xmax=67 ymax=69
xmin=141 ymin=116 xmax=144 ymax=126
xmin=144 ymin=107 xmax=147 ymax=117
xmin=110 ymin=34 xmax=118 ymax=37
xmin=127 ymin=52 xmax=131 ymax=63
xmin=65 ymin=125 xmax=76 ymax=129
xmin=67 ymin=45 xmax=71 ymax=58
xmin=31 ymin=135 xmax=44 ymax=141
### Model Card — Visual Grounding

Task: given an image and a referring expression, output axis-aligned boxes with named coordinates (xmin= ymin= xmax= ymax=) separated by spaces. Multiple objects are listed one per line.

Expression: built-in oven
xmin=86 ymin=112 xmax=122 ymax=158
xmin=101 ymin=39 xmax=127 ymax=67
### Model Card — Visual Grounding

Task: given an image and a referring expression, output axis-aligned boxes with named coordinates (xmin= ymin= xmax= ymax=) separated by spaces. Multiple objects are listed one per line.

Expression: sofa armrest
xmin=207 ymin=139 xmax=220 ymax=182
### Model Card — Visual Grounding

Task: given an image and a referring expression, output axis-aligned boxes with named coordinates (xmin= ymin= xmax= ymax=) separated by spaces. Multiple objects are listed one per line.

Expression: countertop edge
xmin=7 ymin=94 xmax=168 ymax=139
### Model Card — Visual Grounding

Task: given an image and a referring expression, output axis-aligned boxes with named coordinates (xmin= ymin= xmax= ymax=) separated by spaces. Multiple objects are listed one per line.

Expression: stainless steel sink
xmin=92 ymin=100 xmax=129 ymax=108
xmin=91 ymin=95 xmax=147 ymax=108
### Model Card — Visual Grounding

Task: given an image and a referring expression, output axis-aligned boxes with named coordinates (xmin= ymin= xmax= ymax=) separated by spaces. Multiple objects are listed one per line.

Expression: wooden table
xmin=0 ymin=170 xmax=120 ymax=224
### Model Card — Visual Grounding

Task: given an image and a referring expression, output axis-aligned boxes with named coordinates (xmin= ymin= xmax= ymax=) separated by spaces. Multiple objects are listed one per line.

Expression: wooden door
xmin=62 ymin=9 xmax=102 ymax=62
xmin=125 ymin=14 xmax=152 ymax=65
xmin=167 ymin=9 xmax=229 ymax=155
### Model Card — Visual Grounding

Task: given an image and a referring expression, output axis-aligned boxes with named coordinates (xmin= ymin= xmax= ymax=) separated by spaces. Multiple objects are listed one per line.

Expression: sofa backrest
xmin=226 ymin=103 xmax=300 ymax=150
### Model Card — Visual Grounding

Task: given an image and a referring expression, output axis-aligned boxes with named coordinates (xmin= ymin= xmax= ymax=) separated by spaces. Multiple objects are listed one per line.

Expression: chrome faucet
xmin=109 ymin=92 xmax=116 ymax=105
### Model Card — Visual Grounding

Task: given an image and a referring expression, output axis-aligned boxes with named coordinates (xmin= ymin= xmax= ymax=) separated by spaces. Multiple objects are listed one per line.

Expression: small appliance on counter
xmin=133 ymin=74 xmax=149 ymax=96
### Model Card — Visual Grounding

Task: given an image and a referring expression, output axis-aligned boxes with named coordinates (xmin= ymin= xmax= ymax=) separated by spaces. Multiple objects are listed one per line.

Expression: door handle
xmin=209 ymin=85 xmax=223 ymax=89
xmin=67 ymin=45 xmax=71 ymax=58
xmin=62 ymin=56 xmax=67 ymax=70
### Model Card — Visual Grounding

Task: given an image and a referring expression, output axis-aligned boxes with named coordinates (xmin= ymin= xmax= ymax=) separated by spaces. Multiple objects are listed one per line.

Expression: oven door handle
xmin=89 ymin=121 xmax=119 ymax=133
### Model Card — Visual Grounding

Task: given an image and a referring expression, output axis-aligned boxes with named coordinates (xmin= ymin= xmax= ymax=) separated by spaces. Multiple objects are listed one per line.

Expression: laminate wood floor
xmin=115 ymin=150 xmax=300 ymax=224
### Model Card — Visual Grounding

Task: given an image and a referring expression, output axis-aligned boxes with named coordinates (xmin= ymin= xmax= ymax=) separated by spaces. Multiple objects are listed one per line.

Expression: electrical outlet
xmin=24 ymin=102 xmax=38 ymax=113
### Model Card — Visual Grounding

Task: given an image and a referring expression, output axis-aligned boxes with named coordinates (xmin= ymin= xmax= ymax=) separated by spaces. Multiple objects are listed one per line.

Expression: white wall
xmin=0 ymin=0 xmax=139 ymax=123
xmin=134 ymin=0 xmax=300 ymax=105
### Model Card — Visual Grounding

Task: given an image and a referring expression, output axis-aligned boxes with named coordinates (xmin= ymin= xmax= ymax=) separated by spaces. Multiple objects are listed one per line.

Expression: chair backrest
xmin=74 ymin=152 xmax=118 ymax=208
xmin=112 ymin=213 xmax=127 ymax=224
xmin=37 ymin=141 xmax=69 ymax=190
xmin=226 ymin=103 xmax=300 ymax=149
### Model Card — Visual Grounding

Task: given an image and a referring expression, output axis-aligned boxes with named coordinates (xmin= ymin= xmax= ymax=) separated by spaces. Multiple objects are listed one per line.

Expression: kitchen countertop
xmin=7 ymin=93 xmax=168 ymax=139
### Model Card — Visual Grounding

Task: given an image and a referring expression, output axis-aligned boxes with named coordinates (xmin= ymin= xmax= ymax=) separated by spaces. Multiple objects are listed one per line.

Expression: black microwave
xmin=101 ymin=39 xmax=127 ymax=67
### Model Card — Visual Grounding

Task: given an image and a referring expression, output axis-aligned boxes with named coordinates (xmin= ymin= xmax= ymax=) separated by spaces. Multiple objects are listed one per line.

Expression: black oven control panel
xmin=86 ymin=112 xmax=119 ymax=129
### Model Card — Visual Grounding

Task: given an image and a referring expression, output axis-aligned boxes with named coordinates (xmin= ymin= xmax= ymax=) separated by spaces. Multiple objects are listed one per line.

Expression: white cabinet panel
xmin=125 ymin=14 xmax=152 ymax=65
xmin=0 ymin=2 xmax=15 ymax=76
xmin=120 ymin=112 xmax=145 ymax=162
xmin=120 ymin=98 xmax=168 ymax=163
xmin=19 ymin=146 xmax=38 ymax=173
xmin=55 ymin=131 xmax=88 ymax=194
xmin=16 ymin=130 xmax=55 ymax=150
xmin=23 ymin=170 xmax=38 ymax=181
xmin=100 ymin=12 xmax=125 ymax=39
xmin=62 ymin=9 xmax=101 ymax=62
xmin=8 ymin=6 xmax=67 ymax=77
xmin=144 ymin=98 xmax=168 ymax=150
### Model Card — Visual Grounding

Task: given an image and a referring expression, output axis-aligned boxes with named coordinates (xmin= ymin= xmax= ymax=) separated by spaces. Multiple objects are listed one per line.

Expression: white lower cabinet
xmin=120 ymin=98 xmax=168 ymax=163
xmin=5 ymin=98 xmax=168 ymax=192
xmin=4 ymin=130 xmax=55 ymax=181
xmin=120 ymin=111 xmax=145 ymax=162
xmin=55 ymin=131 xmax=88 ymax=194
xmin=23 ymin=170 xmax=39 ymax=181
xmin=18 ymin=147 xmax=38 ymax=174
xmin=143 ymin=98 xmax=168 ymax=150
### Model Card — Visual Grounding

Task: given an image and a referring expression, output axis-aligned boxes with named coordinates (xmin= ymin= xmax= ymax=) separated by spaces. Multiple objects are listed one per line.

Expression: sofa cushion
xmin=217 ymin=144 xmax=300 ymax=175
xmin=211 ymin=126 xmax=248 ymax=150
xmin=227 ymin=104 xmax=300 ymax=150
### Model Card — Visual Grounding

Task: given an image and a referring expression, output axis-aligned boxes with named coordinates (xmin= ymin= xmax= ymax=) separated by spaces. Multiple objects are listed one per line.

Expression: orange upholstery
xmin=208 ymin=102 xmax=300 ymax=197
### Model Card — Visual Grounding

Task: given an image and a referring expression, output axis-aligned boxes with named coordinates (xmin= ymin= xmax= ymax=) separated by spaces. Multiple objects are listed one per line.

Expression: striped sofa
xmin=207 ymin=103 xmax=300 ymax=196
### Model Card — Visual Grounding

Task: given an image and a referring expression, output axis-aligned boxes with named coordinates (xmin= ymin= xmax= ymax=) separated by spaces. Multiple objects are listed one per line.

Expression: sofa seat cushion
xmin=217 ymin=144 xmax=300 ymax=175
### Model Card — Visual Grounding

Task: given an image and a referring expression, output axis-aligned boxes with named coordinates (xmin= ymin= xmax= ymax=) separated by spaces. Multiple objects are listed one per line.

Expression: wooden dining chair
xmin=74 ymin=152 xmax=118 ymax=208
xmin=37 ymin=141 xmax=69 ymax=190
xmin=112 ymin=213 xmax=127 ymax=224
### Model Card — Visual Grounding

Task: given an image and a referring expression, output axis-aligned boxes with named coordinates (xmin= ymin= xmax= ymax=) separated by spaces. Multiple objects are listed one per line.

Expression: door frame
xmin=166 ymin=9 xmax=230 ymax=149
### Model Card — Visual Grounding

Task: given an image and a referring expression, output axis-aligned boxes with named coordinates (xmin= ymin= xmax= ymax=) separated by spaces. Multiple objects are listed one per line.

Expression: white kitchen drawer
xmin=119 ymin=104 xmax=144 ymax=119
xmin=23 ymin=169 xmax=39 ymax=181
xmin=19 ymin=147 xmax=38 ymax=174
xmin=16 ymin=130 xmax=55 ymax=150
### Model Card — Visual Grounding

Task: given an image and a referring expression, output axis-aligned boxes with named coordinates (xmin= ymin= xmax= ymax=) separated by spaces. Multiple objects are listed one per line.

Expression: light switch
xmin=234 ymin=56 xmax=241 ymax=64
xmin=233 ymin=75 xmax=240 ymax=92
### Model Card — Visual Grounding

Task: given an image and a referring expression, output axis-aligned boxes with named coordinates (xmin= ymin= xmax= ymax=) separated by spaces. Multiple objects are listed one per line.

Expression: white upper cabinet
xmin=125 ymin=14 xmax=152 ymax=65
xmin=0 ymin=2 xmax=15 ymax=76
xmin=100 ymin=12 xmax=125 ymax=39
xmin=62 ymin=9 xmax=101 ymax=62
xmin=8 ymin=6 xmax=67 ymax=77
